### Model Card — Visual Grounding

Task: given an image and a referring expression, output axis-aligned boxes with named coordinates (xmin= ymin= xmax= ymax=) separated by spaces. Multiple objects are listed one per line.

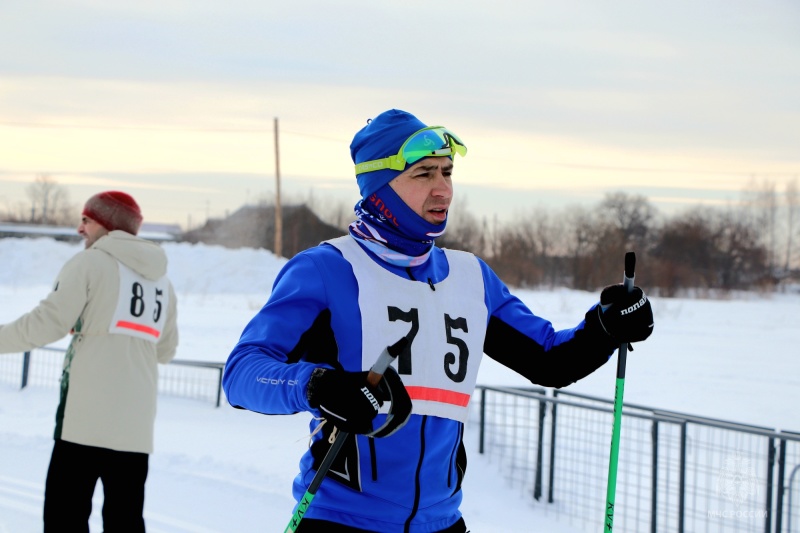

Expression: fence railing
xmin=0 ymin=346 xmax=225 ymax=407
xmin=473 ymin=385 xmax=800 ymax=533
xmin=6 ymin=348 xmax=799 ymax=532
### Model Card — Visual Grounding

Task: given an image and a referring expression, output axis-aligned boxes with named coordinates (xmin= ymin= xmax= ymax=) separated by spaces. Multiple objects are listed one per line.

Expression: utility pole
xmin=274 ymin=117 xmax=283 ymax=258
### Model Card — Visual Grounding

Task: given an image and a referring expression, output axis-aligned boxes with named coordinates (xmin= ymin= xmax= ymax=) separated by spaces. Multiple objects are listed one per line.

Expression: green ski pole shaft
xmin=284 ymin=427 xmax=347 ymax=533
xmin=285 ymin=337 xmax=407 ymax=533
xmin=604 ymin=251 xmax=636 ymax=532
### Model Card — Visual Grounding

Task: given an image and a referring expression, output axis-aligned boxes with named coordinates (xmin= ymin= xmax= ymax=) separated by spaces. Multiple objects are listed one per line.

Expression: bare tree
xmin=303 ymin=188 xmax=354 ymax=231
xmin=650 ymin=205 xmax=769 ymax=294
xmin=0 ymin=197 xmax=29 ymax=222
xmin=439 ymin=196 xmax=485 ymax=255
xmin=741 ymin=177 xmax=778 ymax=272
xmin=560 ymin=205 xmax=605 ymax=290
xmin=577 ymin=192 xmax=658 ymax=288
xmin=485 ymin=208 xmax=546 ymax=287
xmin=527 ymin=208 xmax=559 ymax=287
xmin=712 ymin=208 xmax=768 ymax=290
xmin=651 ymin=208 xmax=717 ymax=295
xmin=25 ymin=174 xmax=74 ymax=225
xmin=783 ymin=177 xmax=799 ymax=273
xmin=598 ymin=192 xmax=657 ymax=251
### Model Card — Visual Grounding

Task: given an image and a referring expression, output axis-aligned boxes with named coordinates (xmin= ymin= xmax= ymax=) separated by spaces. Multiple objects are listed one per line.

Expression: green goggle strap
xmin=354 ymin=126 xmax=466 ymax=175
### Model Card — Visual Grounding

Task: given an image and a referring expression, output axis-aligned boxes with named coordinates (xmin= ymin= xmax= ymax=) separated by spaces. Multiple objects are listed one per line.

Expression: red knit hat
xmin=82 ymin=191 xmax=143 ymax=235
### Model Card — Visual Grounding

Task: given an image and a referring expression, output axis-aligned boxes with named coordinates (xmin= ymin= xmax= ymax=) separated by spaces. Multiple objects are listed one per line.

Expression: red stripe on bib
xmin=406 ymin=386 xmax=471 ymax=407
xmin=115 ymin=320 xmax=161 ymax=338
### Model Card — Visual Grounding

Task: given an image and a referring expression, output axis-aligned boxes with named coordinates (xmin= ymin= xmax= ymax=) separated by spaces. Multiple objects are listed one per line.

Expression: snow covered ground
xmin=1 ymin=237 xmax=799 ymax=532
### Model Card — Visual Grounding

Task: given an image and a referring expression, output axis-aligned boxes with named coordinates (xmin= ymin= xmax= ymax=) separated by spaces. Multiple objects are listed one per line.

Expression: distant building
xmin=1 ymin=205 xmax=343 ymax=257
xmin=141 ymin=222 xmax=183 ymax=237
xmin=181 ymin=204 xmax=344 ymax=258
xmin=0 ymin=222 xmax=179 ymax=243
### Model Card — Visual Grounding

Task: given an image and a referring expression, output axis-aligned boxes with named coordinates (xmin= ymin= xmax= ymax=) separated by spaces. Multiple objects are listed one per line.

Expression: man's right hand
xmin=307 ymin=368 xmax=384 ymax=434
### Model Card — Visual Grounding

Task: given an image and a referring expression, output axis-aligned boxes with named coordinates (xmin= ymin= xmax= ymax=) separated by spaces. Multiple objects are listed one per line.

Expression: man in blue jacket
xmin=223 ymin=109 xmax=654 ymax=532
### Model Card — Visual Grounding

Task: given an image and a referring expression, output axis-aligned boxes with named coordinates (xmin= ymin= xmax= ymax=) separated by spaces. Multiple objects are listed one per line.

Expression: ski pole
xmin=604 ymin=251 xmax=635 ymax=532
xmin=285 ymin=337 xmax=408 ymax=533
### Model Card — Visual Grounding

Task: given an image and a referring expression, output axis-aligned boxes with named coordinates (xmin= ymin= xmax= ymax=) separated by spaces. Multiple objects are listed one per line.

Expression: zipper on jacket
xmin=369 ymin=437 xmax=378 ymax=481
xmin=404 ymin=415 xmax=427 ymax=533
xmin=447 ymin=423 xmax=463 ymax=488
xmin=402 ymin=267 xmax=431 ymax=530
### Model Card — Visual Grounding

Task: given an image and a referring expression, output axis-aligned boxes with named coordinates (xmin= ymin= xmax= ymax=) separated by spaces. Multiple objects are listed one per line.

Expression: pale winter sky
xmin=1 ymin=0 xmax=798 ymax=229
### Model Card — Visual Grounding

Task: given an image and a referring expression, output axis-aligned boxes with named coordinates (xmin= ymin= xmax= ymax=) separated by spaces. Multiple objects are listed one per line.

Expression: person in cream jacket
xmin=0 ymin=190 xmax=178 ymax=532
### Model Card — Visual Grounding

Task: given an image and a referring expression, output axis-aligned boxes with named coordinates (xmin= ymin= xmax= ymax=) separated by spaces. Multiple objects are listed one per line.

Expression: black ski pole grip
xmin=367 ymin=337 xmax=408 ymax=387
xmin=617 ymin=251 xmax=636 ymax=376
xmin=623 ymin=252 xmax=636 ymax=292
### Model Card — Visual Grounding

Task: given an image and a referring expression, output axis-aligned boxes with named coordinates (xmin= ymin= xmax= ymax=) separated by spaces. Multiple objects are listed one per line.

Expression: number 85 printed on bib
xmin=109 ymin=262 xmax=170 ymax=342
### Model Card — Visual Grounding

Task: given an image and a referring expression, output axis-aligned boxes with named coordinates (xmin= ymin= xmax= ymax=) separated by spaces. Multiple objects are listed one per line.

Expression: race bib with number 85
xmin=109 ymin=262 xmax=170 ymax=343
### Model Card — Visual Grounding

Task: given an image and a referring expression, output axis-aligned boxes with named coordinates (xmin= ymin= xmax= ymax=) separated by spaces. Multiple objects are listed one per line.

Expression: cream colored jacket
xmin=0 ymin=231 xmax=178 ymax=453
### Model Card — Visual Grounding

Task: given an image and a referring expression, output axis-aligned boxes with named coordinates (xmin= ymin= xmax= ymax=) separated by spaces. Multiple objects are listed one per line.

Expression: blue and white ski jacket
xmin=223 ymin=237 xmax=617 ymax=532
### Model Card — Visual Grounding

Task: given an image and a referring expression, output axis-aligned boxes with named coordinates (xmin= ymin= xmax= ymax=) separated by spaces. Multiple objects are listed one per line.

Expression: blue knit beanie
xmin=350 ymin=109 xmax=428 ymax=200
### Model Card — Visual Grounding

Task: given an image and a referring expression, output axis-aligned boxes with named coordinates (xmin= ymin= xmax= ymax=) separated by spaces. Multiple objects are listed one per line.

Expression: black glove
xmin=307 ymin=367 xmax=412 ymax=437
xmin=597 ymin=284 xmax=654 ymax=343
xmin=370 ymin=366 xmax=412 ymax=438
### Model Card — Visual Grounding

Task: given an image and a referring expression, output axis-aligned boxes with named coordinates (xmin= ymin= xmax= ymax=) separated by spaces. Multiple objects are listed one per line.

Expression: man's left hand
xmin=597 ymin=284 xmax=654 ymax=343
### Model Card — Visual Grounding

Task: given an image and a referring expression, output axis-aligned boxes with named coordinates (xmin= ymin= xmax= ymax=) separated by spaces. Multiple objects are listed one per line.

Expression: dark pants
xmin=44 ymin=439 xmax=149 ymax=533
xmin=295 ymin=517 xmax=469 ymax=532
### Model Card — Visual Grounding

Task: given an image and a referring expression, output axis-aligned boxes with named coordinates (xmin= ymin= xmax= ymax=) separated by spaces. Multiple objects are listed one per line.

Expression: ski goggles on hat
xmin=355 ymin=126 xmax=468 ymax=175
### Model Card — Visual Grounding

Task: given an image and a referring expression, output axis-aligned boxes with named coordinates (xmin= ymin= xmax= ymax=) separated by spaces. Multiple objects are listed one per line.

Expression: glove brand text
xmin=361 ymin=387 xmax=380 ymax=412
xmin=619 ymin=294 xmax=647 ymax=316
